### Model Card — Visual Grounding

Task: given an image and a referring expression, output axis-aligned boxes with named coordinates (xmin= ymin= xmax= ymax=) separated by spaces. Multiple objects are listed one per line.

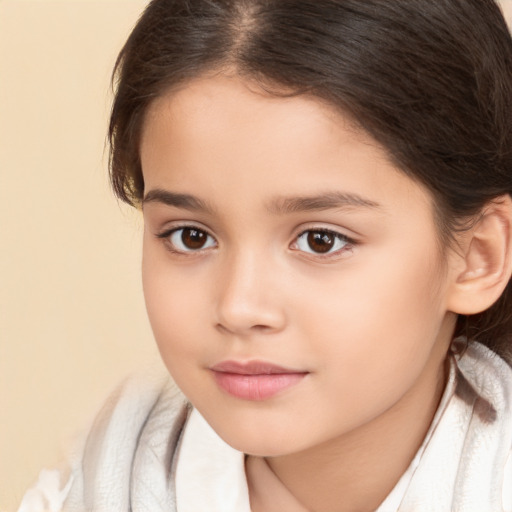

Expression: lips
xmin=210 ymin=360 xmax=308 ymax=401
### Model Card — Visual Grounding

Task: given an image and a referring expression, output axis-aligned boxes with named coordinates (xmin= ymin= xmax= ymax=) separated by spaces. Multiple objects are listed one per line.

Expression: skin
xmin=140 ymin=74 xmax=461 ymax=512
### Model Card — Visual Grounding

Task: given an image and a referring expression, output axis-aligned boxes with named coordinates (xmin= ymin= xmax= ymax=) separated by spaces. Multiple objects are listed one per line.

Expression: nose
xmin=214 ymin=250 xmax=286 ymax=336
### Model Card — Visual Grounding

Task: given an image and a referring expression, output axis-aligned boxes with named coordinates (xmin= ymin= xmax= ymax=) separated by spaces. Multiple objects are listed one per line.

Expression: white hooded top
xmin=18 ymin=342 xmax=512 ymax=512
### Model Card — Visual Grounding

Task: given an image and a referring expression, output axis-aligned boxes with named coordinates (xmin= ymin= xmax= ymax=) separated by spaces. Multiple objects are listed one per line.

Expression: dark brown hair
xmin=109 ymin=0 xmax=512 ymax=362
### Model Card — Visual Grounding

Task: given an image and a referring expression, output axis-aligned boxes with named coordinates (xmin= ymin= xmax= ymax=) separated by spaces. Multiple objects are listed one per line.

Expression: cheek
xmin=142 ymin=245 xmax=206 ymax=363
xmin=300 ymin=244 xmax=447 ymax=377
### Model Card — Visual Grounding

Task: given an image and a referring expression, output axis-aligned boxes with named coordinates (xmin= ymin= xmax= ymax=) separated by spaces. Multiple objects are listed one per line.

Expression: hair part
xmin=109 ymin=0 xmax=512 ymax=362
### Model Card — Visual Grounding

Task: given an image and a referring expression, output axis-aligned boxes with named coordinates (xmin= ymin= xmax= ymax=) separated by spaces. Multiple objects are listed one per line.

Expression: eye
xmin=293 ymin=229 xmax=351 ymax=256
xmin=158 ymin=227 xmax=217 ymax=253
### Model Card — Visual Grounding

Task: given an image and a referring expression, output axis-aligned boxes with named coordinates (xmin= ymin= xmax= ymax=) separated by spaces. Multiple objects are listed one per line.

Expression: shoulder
xmin=457 ymin=343 xmax=512 ymax=511
xmin=456 ymin=341 xmax=512 ymax=422
xmin=18 ymin=370 xmax=190 ymax=512
xmin=457 ymin=342 xmax=512 ymax=391
xmin=79 ymin=369 xmax=188 ymax=463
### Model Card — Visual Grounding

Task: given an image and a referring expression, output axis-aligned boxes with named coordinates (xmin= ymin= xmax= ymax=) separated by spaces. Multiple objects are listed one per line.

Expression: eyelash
xmin=156 ymin=225 xmax=217 ymax=254
xmin=155 ymin=225 xmax=356 ymax=259
xmin=291 ymin=228 xmax=355 ymax=259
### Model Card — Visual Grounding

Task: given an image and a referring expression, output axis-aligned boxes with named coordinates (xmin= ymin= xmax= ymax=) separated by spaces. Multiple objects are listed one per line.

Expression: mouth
xmin=210 ymin=360 xmax=308 ymax=401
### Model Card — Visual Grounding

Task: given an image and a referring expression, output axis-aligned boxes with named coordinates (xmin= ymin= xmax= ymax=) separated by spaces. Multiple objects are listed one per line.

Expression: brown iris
xmin=181 ymin=228 xmax=208 ymax=249
xmin=307 ymin=231 xmax=335 ymax=253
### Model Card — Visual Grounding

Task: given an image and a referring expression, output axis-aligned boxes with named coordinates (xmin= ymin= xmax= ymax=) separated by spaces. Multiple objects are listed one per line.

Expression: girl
xmin=20 ymin=0 xmax=512 ymax=510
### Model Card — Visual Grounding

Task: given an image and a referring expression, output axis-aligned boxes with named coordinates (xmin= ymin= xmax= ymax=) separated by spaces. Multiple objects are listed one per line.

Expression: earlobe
xmin=447 ymin=195 xmax=512 ymax=315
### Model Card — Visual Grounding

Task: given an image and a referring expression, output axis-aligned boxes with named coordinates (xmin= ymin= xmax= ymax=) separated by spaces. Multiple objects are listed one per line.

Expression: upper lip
xmin=210 ymin=360 xmax=305 ymax=375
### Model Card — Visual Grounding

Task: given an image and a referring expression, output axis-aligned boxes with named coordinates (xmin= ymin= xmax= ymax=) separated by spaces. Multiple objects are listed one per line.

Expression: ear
xmin=446 ymin=195 xmax=512 ymax=315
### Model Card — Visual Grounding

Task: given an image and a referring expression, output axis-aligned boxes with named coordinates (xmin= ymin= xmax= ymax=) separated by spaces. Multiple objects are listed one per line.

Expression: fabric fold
xmin=18 ymin=342 xmax=512 ymax=512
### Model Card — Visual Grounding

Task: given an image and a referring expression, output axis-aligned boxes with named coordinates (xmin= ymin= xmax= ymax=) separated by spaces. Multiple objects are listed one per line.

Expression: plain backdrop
xmin=1 ymin=1 xmax=511 ymax=510
xmin=0 ymin=1 xmax=158 ymax=510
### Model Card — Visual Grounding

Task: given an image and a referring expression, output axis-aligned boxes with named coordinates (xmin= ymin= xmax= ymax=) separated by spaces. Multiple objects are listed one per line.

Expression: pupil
xmin=182 ymin=228 xmax=206 ymax=249
xmin=307 ymin=231 xmax=334 ymax=253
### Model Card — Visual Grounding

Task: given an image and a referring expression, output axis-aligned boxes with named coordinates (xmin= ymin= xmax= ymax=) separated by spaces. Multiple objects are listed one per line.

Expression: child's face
xmin=140 ymin=75 xmax=458 ymax=457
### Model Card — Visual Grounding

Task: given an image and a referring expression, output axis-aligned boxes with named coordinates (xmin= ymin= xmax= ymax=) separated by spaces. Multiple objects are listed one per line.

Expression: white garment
xmin=174 ymin=345 xmax=512 ymax=512
xmin=18 ymin=342 xmax=512 ymax=512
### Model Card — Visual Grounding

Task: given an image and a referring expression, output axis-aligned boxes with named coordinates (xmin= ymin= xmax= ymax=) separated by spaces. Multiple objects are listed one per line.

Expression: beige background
xmin=0 ymin=1 xmax=158 ymax=510
xmin=1 ymin=1 xmax=512 ymax=510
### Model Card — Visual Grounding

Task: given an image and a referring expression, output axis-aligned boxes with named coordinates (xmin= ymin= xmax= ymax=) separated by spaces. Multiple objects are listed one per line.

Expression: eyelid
xmin=290 ymin=225 xmax=357 ymax=259
xmin=293 ymin=223 xmax=358 ymax=243
xmin=155 ymin=222 xmax=218 ymax=254
xmin=155 ymin=220 xmax=214 ymax=238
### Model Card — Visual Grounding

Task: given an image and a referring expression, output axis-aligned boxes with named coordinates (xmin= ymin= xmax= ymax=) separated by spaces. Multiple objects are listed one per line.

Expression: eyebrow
xmin=142 ymin=188 xmax=381 ymax=215
xmin=143 ymin=189 xmax=214 ymax=213
xmin=267 ymin=191 xmax=381 ymax=214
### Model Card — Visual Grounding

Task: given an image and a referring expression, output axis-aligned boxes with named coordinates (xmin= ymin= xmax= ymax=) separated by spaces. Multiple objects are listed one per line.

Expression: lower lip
xmin=212 ymin=371 xmax=307 ymax=401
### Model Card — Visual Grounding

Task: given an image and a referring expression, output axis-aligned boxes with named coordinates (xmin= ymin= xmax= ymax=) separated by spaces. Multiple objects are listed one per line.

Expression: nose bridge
xmin=215 ymin=245 xmax=285 ymax=335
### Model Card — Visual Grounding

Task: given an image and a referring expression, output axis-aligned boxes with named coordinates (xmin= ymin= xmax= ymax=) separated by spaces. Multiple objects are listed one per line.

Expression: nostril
xmin=253 ymin=324 xmax=271 ymax=331
xmin=215 ymin=322 xmax=273 ymax=335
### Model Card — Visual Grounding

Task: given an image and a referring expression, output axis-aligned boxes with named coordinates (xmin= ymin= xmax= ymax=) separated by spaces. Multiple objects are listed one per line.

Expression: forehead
xmin=142 ymin=74 xmax=367 ymax=162
xmin=140 ymin=74 xmax=433 ymax=220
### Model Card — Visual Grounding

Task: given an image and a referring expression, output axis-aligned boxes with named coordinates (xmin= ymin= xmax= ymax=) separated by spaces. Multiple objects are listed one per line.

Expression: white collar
xmin=175 ymin=408 xmax=251 ymax=512
xmin=174 ymin=347 xmax=511 ymax=512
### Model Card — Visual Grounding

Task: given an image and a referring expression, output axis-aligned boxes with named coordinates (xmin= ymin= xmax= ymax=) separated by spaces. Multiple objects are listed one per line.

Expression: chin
xmin=225 ymin=436 xmax=293 ymax=457
xmin=208 ymin=418 xmax=306 ymax=457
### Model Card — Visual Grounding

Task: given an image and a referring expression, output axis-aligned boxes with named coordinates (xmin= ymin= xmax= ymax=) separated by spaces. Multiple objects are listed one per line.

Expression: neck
xmin=259 ymin=348 xmax=450 ymax=512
